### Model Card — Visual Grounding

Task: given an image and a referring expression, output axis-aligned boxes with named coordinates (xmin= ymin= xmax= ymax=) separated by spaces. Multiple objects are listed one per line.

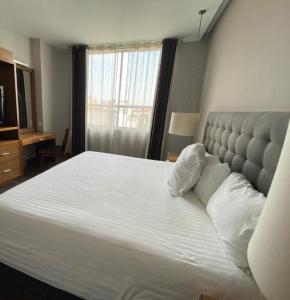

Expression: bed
xmin=0 ymin=111 xmax=289 ymax=300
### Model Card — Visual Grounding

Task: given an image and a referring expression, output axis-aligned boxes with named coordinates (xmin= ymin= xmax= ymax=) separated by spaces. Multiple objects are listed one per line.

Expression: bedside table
xmin=166 ymin=152 xmax=179 ymax=162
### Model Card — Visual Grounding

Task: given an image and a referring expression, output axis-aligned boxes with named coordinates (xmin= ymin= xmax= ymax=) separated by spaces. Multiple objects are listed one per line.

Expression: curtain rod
xmin=87 ymin=38 xmax=198 ymax=51
xmin=88 ymin=40 xmax=162 ymax=51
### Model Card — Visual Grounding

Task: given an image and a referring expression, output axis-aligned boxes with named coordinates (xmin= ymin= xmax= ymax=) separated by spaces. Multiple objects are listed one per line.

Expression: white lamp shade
xmin=168 ymin=112 xmax=200 ymax=136
xmin=248 ymin=120 xmax=290 ymax=300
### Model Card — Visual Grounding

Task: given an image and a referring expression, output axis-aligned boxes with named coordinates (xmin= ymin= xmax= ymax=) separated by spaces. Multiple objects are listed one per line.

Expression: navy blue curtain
xmin=72 ymin=45 xmax=87 ymax=156
xmin=16 ymin=69 xmax=28 ymax=128
xmin=147 ymin=38 xmax=178 ymax=160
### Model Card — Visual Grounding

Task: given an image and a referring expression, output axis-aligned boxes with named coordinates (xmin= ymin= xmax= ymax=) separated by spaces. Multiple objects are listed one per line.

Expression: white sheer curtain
xmin=87 ymin=44 xmax=161 ymax=157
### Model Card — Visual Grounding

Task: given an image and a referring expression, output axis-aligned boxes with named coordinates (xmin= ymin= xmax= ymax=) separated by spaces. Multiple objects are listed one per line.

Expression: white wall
xmin=0 ymin=25 xmax=31 ymax=66
xmin=162 ymin=40 xmax=208 ymax=158
xmin=40 ymin=41 xmax=71 ymax=144
xmin=198 ymin=0 xmax=290 ymax=140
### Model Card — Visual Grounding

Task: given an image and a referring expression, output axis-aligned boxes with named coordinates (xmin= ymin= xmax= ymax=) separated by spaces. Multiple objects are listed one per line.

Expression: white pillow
xmin=205 ymin=153 xmax=220 ymax=165
xmin=167 ymin=144 xmax=205 ymax=196
xmin=206 ymin=172 xmax=265 ymax=269
xmin=195 ymin=163 xmax=230 ymax=205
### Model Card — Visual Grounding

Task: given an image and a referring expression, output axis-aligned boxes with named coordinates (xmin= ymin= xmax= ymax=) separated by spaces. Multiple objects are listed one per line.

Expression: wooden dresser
xmin=0 ymin=140 xmax=22 ymax=185
xmin=0 ymin=48 xmax=23 ymax=185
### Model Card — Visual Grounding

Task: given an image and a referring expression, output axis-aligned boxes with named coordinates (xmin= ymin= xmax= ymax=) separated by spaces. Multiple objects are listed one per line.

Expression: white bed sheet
xmin=0 ymin=152 xmax=262 ymax=300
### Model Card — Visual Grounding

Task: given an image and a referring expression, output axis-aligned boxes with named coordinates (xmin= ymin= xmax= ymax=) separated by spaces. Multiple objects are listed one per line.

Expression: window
xmin=87 ymin=46 xmax=161 ymax=130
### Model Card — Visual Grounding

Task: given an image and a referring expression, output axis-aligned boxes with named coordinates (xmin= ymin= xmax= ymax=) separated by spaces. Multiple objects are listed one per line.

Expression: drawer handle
xmin=0 ymin=152 xmax=10 ymax=156
xmin=2 ymin=169 xmax=11 ymax=174
xmin=38 ymin=138 xmax=45 ymax=141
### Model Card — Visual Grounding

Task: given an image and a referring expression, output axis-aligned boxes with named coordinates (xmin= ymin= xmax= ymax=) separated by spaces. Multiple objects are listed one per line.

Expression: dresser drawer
xmin=0 ymin=141 xmax=20 ymax=163
xmin=0 ymin=158 xmax=22 ymax=185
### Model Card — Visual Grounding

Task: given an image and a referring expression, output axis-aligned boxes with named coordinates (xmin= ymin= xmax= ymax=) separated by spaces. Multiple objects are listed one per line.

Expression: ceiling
xmin=0 ymin=0 xmax=225 ymax=48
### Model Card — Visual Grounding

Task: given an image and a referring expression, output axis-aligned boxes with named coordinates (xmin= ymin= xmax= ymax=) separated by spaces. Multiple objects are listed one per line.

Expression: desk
xmin=20 ymin=132 xmax=56 ymax=146
xmin=20 ymin=131 xmax=56 ymax=170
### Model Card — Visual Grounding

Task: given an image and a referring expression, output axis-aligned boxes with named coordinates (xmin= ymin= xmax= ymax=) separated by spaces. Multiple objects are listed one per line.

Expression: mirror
xmin=16 ymin=64 xmax=36 ymax=131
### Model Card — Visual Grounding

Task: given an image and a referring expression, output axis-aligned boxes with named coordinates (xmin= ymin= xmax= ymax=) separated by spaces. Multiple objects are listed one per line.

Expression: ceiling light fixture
xmin=197 ymin=9 xmax=207 ymax=41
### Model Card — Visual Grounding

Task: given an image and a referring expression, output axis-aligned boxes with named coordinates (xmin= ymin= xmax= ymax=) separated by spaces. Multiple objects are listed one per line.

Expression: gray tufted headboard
xmin=203 ymin=112 xmax=290 ymax=195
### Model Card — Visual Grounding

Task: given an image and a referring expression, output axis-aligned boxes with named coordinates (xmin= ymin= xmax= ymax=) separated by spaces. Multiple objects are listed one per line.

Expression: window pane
xmin=87 ymin=47 xmax=161 ymax=130
xmin=87 ymin=104 xmax=116 ymax=127
xmin=88 ymin=52 xmax=121 ymax=107
xmin=117 ymin=106 xmax=153 ymax=129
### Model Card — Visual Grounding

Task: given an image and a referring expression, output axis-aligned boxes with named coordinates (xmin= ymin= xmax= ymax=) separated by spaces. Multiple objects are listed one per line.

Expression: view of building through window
xmin=87 ymin=47 xmax=161 ymax=130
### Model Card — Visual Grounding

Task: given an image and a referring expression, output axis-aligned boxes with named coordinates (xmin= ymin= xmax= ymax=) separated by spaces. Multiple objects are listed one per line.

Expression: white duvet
xmin=0 ymin=152 xmax=262 ymax=300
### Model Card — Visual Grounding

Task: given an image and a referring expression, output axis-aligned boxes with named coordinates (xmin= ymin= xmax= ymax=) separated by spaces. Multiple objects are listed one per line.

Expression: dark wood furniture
xmin=39 ymin=128 xmax=71 ymax=166
xmin=0 ymin=48 xmax=22 ymax=186
xmin=16 ymin=63 xmax=37 ymax=132
xmin=16 ymin=59 xmax=57 ymax=169
xmin=0 ymin=47 xmax=57 ymax=186
xmin=0 ymin=140 xmax=22 ymax=185
xmin=20 ymin=131 xmax=56 ymax=146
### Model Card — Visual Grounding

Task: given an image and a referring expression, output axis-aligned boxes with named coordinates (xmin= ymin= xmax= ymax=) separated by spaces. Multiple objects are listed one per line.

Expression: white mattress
xmin=0 ymin=152 xmax=262 ymax=300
